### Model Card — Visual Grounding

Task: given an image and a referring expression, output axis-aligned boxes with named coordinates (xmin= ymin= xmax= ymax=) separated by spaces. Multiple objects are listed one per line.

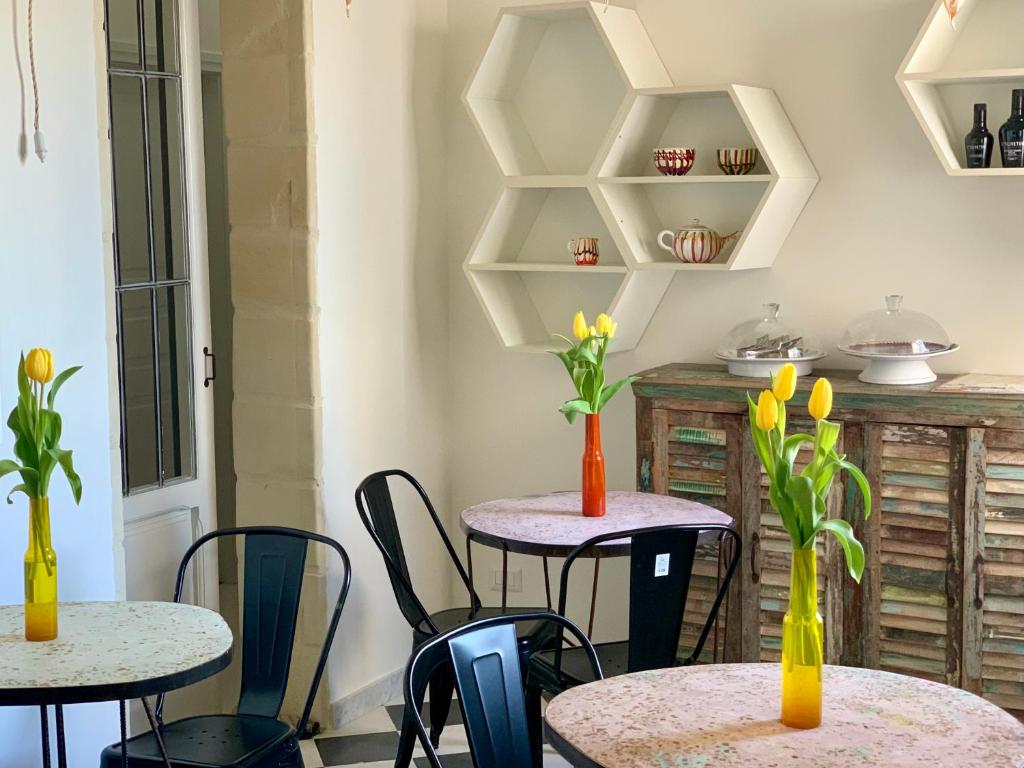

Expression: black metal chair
xmin=405 ymin=613 xmax=601 ymax=768
xmin=355 ymin=470 xmax=557 ymax=767
xmin=100 ymin=526 xmax=352 ymax=768
xmin=526 ymin=523 xmax=740 ymax=757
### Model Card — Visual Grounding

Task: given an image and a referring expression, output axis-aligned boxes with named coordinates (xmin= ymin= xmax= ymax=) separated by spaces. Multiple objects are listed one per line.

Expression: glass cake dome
xmin=838 ymin=295 xmax=958 ymax=385
xmin=716 ymin=302 xmax=823 ymax=377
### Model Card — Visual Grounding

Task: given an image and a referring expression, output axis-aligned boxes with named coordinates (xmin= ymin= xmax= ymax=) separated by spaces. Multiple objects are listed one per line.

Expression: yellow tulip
xmin=808 ymin=377 xmax=833 ymax=421
xmin=589 ymin=325 xmax=598 ymax=338
xmin=595 ymin=313 xmax=612 ymax=336
xmin=25 ymin=348 xmax=54 ymax=384
xmin=755 ymin=389 xmax=778 ymax=431
xmin=608 ymin=320 xmax=617 ymax=339
xmin=772 ymin=363 xmax=797 ymax=402
xmin=572 ymin=311 xmax=587 ymax=340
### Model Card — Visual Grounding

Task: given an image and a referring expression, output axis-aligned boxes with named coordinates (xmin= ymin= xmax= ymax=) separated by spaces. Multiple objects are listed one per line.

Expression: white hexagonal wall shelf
xmin=596 ymin=85 xmax=818 ymax=272
xmin=463 ymin=3 xmax=818 ymax=353
xmin=898 ymin=0 xmax=1024 ymax=176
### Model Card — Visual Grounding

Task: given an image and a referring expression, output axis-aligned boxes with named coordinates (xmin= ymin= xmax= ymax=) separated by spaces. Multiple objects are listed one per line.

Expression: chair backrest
xmin=355 ymin=470 xmax=478 ymax=634
xmin=557 ymin=523 xmax=740 ymax=671
xmin=157 ymin=526 xmax=352 ymax=737
xmin=405 ymin=612 xmax=601 ymax=768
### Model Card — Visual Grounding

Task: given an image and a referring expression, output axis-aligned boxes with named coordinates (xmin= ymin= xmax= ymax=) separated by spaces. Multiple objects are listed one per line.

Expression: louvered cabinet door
xmin=650 ymin=409 xmax=743 ymax=663
xmin=864 ymin=423 xmax=964 ymax=686
xmin=744 ymin=417 xmax=846 ymax=664
xmin=964 ymin=429 xmax=1024 ymax=719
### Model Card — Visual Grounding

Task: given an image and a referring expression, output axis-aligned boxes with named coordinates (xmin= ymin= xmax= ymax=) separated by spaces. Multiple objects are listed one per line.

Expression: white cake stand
xmin=715 ymin=352 xmax=825 ymax=378
xmin=837 ymin=343 xmax=959 ymax=385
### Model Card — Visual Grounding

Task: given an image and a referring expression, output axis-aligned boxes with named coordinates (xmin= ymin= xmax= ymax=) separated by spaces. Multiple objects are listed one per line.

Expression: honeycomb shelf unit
xmin=898 ymin=0 xmax=1024 ymax=176
xmin=463 ymin=3 xmax=818 ymax=353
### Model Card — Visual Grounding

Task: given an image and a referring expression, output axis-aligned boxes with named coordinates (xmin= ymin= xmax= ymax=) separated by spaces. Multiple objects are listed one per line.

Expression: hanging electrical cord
xmin=28 ymin=0 xmax=46 ymax=162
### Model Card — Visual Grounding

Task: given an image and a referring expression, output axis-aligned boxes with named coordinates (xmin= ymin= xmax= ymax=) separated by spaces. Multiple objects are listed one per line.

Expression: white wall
xmin=445 ymin=0 xmax=1024 ymax=619
xmin=312 ymin=0 xmax=453 ymax=711
xmin=0 ymin=0 xmax=122 ymax=764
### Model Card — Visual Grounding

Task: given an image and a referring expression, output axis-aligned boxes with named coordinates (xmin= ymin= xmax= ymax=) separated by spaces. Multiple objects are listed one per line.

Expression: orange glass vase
xmin=24 ymin=497 xmax=58 ymax=641
xmin=582 ymin=414 xmax=606 ymax=517
xmin=781 ymin=548 xmax=822 ymax=728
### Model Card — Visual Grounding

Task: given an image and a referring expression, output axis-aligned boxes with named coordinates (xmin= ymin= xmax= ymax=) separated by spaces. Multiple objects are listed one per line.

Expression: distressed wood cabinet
xmin=633 ymin=363 xmax=1024 ymax=719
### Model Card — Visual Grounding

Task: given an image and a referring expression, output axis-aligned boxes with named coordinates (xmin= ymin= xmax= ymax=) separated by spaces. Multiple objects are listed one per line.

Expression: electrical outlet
xmin=489 ymin=567 xmax=523 ymax=593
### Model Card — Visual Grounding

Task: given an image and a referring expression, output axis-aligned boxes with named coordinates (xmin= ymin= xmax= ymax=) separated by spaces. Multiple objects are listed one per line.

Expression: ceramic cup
xmin=717 ymin=147 xmax=759 ymax=175
xmin=653 ymin=148 xmax=695 ymax=176
xmin=568 ymin=237 xmax=600 ymax=266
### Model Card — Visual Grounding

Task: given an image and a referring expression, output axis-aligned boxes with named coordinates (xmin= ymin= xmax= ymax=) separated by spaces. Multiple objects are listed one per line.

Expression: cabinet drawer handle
xmin=750 ymin=532 xmax=760 ymax=584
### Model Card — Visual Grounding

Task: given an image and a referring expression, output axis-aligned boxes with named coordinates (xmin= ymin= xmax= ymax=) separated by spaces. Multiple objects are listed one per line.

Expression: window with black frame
xmin=105 ymin=0 xmax=196 ymax=494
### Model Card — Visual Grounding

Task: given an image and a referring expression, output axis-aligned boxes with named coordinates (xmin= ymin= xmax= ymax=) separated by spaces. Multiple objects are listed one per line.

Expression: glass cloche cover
xmin=838 ymin=295 xmax=958 ymax=385
xmin=716 ymin=303 xmax=823 ymax=377
xmin=838 ymin=295 xmax=954 ymax=357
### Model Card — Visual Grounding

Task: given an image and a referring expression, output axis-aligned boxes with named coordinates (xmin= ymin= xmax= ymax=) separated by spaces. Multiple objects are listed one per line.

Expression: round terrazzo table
xmin=543 ymin=663 xmax=1024 ymax=767
xmin=460 ymin=491 xmax=733 ymax=630
xmin=0 ymin=601 xmax=233 ymax=768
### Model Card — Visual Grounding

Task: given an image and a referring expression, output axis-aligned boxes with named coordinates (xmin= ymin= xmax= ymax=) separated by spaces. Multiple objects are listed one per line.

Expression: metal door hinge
xmin=203 ymin=347 xmax=216 ymax=388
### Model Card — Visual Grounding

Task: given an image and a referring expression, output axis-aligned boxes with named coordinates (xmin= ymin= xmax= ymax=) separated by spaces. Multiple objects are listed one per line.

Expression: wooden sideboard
xmin=632 ymin=363 xmax=1024 ymax=719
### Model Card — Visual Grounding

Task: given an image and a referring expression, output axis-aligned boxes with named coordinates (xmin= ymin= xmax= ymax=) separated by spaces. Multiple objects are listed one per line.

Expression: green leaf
xmin=16 ymin=354 xmax=30 ymax=404
xmin=0 ymin=459 xmax=24 ymax=480
xmin=817 ymin=419 xmax=841 ymax=457
xmin=818 ymin=518 xmax=866 ymax=582
xmin=597 ymin=375 xmax=638 ymax=412
xmin=5 ymin=484 xmax=27 ymax=504
xmin=839 ymin=458 xmax=872 ymax=520
xmin=46 ymin=366 xmax=81 ymax=410
xmin=786 ymin=474 xmax=820 ymax=546
xmin=769 ymin=483 xmax=801 ymax=548
xmin=746 ymin=394 xmax=773 ymax=474
xmin=51 ymin=448 xmax=82 ymax=504
xmin=812 ymin=455 xmax=840 ymax=497
xmin=37 ymin=449 xmax=57 ymax=498
xmin=776 ymin=398 xmax=787 ymax=443
xmin=559 ymin=398 xmax=594 ymax=424
xmin=575 ymin=344 xmax=598 ymax=366
xmin=781 ymin=433 xmax=814 ymax=467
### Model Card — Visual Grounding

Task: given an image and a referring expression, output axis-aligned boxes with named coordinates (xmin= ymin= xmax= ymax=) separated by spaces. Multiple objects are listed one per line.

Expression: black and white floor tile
xmin=300 ymin=699 xmax=572 ymax=767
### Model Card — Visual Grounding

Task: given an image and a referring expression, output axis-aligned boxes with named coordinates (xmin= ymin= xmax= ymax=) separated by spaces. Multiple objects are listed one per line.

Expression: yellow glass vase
xmin=24 ymin=497 xmax=58 ymax=641
xmin=781 ymin=548 xmax=822 ymax=729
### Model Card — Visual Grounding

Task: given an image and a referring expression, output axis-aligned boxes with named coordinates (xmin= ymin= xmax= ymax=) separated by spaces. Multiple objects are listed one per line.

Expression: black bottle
xmin=965 ymin=103 xmax=994 ymax=168
xmin=999 ymin=89 xmax=1024 ymax=168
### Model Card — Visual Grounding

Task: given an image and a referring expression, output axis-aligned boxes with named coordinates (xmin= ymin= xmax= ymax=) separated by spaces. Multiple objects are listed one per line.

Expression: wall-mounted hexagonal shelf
xmin=898 ymin=0 xmax=1024 ymax=176
xmin=463 ymin=2 xmax=818 ymax=353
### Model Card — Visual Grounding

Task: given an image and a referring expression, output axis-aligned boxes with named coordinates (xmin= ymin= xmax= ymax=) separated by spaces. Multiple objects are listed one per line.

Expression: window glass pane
xmin=144 ymin=0 xmax=179 ymax=74
xmin=120 ymin=289 xmax=160 ymax=491
xmin=107 ymin=0 xmax=141 ymax=70
xmin=147 ymin=79 xmax=187 ymax=281
xmin=157 ymin=285 xmax=194 ymax=482
xmin=110 ymin=75 xmax=152 ymax=285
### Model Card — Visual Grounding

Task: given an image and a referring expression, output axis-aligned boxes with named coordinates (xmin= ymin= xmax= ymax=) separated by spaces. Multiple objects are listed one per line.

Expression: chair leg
xmin=395 ymin=708 xmax=417 ymax=768
xmin=526 ymin=684 xmax=544 ymax=766
xmin=427 ymin=666 xmax=455 ymax=748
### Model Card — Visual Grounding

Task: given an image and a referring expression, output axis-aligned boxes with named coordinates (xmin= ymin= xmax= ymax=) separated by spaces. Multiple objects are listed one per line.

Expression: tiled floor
xmin=300 ymin=699 xmax=572 ymax=767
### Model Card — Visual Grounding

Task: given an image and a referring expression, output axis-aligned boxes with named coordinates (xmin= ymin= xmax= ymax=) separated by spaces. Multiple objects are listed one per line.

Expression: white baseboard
xmin=329 ymin=667 xmax=405 ymax=728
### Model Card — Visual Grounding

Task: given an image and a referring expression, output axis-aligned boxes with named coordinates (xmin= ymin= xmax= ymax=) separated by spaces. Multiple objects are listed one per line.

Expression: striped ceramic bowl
xmin=653 ymin=148 xmax=695 ymax=176
xmin=716 ymin=147 xmax=759 ymax=175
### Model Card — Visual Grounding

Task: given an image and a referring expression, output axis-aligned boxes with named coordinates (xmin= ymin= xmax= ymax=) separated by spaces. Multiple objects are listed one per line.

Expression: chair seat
xmin=99 ymin=714 xmax=298 ymax=768
xmin=530 ymin=641 xmax=681 ymax=690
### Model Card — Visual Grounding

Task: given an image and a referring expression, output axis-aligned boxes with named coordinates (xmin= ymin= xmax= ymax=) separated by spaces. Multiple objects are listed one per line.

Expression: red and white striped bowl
xmin=653 ymin=148 xmax=695 ymax=176
xmin=716 ymin=147 xmax=759 ymax=175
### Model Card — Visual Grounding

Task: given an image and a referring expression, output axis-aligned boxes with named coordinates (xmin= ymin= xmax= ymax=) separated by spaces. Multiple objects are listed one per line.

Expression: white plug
xmin=33 ymin=130 xmax=46 ymax=162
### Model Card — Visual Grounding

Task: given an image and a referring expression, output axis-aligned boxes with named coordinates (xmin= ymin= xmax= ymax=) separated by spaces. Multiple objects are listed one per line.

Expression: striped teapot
xmin=657 ymin=219 xmax=739 ymax=264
